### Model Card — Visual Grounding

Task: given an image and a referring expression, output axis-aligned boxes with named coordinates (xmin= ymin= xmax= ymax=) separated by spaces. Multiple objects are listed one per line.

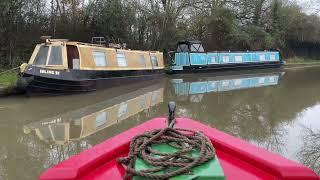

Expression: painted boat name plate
xmin=40 ymin=69 xmax=61 ymax=75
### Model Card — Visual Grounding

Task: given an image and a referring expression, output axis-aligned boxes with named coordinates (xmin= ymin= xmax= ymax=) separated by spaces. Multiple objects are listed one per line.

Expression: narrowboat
xmin=39 ymin=103 xmax=319 ymax=180
xmin=17 ymin=37 xmax=164 ymax=93
xmin=169 ymin=41 xmax=283 ymax=74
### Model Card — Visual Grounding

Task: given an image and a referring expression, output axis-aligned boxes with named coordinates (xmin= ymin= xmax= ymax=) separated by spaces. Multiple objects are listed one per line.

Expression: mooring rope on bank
xmin=118 ymin=119 xmax=216 ymax=179
xmin=0 ymin=67 xmax=19 ymax=76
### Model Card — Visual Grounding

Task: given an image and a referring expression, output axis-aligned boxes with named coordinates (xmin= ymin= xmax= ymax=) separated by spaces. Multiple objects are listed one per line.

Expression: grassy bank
xmin=0 ymin=71 xmax=18 ymax=87
xmin=285 ymin=58 xmax=320 ymax=65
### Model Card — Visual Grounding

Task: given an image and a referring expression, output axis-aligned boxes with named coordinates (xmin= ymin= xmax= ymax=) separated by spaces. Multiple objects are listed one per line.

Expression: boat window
xmin=235 ymin=55 xmax=242 ymax=62
xmin=139 ymin=55 xmax=146 ymax=67
xmin=270 ymin=54 xmax=276 ymax=61
xmin=34 ymin=46 xmax=49 ymax=65
xmin=177 ymin=44 xmax=188 ymax=52
xmin=48 ymin=46 xmax=63 ymax=65
xmin=117 ymin=52 xmax=127 ymax=67
xmin=190 ymin=44 xmax=205 ymax=52
xmin=260 ymin=54 xmax=266 ymax=61
xmin=151 ymin=56 xmax=159 ymax=67
xmin=93 ymin=51 xmax=107 ymax=67
xmin=198 ymin=45 xmax=205 ymax=52
xmin=223 ymin=55 xmax=230 ymax=63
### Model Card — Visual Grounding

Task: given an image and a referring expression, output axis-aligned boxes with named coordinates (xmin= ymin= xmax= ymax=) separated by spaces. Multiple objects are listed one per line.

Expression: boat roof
xmin=39 ymin=40 xmax=161 ymax=53
xmin=177 ymin=40 xmax=202 ymax=45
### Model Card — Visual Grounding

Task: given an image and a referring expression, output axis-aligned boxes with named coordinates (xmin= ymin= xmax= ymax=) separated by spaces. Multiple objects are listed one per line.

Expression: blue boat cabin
xmin=170 ymin=41 xmax=282 ymax=72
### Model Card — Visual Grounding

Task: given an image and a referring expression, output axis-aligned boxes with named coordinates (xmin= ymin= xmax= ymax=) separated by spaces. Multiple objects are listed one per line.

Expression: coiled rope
xmin=118 ymin=119 xmax=216 ymax=179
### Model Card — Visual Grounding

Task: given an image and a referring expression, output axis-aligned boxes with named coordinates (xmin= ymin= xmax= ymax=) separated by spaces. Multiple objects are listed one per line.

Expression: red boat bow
xmin=39 ymin=118 xmax=319 ymax=180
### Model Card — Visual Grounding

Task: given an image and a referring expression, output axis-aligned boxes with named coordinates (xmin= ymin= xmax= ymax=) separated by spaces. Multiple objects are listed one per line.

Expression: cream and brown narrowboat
xmin=17 ymin=37 xmax=164 ymax=93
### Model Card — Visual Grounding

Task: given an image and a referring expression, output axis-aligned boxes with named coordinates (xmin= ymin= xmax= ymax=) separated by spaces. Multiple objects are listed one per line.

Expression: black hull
xmin=18 ymin=66 xmax=164 ymax=94
xmin=167 ymin=61 xmax=283 ymax=74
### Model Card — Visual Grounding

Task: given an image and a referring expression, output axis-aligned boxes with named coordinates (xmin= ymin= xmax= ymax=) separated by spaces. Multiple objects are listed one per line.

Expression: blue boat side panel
xmin=228 ymin=54 xmax=236 ymax=63
xmin=218 ymin=80 xmax=230 ymax=91
xmin=190 ymin=53 xmax=207 ymax=65
xmin=219 ymin=53 xmax=232 ymax=64
xmin=269 ymin=75 xmax=279 ymax=85
xmin=174 ymin=53 xmax=179 ymax=65
xmin=257 ymin=52 xmax=267 ymax=62
xmin=218 ymin=53 xmax=247 ymax=64
xmin=232 ymin=53 xmax=244 ymax=63
xmin=207 ymin=53 xmax=219 ymax=64
xmin=189 ymin=82 xmax=208 ymax=94
xmin=173 ymin=82 xmax=189 ymax=96
xmin=244 ymin=53 xmax=251 ymax=63
xmin=251 ymin=77 xmax=259 ymax=87
xmin=252 ymin=52 xmax=260 ymax=63
xmin=207 ymin=81 xmax=218 ymax=92
xmin=172 ymin=51 xmax=280 ymax=69
xmin=265 ymin=53 xmax=271 ymax=61
xmin=174 ymin=53 xmax=189 ymax=66
xmin=263 ymin=75 xmax=279 ymax=86
xmin=257 ymin=52 xmax=281 ymax=62
xmin=269 ymin=52 xmax=280 ymax=61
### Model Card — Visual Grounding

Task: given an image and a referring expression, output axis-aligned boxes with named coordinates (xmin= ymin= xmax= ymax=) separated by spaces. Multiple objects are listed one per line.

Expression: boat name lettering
xmin=40 ymin=69 xmax=60 ymax=75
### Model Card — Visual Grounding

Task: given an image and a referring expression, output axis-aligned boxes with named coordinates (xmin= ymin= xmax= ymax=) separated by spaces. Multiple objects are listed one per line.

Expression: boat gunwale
xmin=39 ymin=118 xmax=319 ymax=180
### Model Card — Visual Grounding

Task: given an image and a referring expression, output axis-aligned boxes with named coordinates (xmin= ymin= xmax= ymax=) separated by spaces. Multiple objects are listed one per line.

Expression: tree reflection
xmin=298 ymin=126 xmax=320 ymax=174
xmin=1 ymin=128 xmax=92 ymax=179
xmin=0 ymin=146 xmax=7 ymax=179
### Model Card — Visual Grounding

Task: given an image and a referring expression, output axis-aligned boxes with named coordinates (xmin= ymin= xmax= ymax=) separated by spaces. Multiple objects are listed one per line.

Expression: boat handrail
xmin=76 ymin=42 xmax=105 ymax=47
xmin=47 ymin=39 xmax=69 ymax=43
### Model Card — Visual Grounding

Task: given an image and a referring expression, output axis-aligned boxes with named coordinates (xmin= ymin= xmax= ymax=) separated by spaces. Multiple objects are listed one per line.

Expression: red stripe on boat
xmin=39 ymin=118 xmax=319 ymax=180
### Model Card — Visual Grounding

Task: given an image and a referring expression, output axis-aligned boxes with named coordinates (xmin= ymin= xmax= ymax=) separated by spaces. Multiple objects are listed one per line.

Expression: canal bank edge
xmin=0 ymin=85 xmax=20 ymax=97
xmin=0 ymin=70 xmax=19 ymax=96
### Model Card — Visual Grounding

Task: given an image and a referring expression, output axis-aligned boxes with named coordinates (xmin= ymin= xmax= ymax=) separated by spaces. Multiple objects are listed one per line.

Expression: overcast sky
xmin=295 ymin=0 xmax=320 ymax=14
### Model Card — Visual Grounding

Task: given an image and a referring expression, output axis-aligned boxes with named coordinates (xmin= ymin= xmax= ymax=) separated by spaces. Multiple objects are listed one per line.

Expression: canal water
xmin=0 ymin=67 xmax=319 ymax=179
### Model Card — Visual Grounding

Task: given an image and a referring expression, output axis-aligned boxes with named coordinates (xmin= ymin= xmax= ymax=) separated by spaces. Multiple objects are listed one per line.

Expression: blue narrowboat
xmin=169 ymin=41 xmax=283 ymax=74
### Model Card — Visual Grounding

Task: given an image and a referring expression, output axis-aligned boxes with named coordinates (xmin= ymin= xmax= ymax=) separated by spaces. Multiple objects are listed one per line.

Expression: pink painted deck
xmin=39 ymin=118 xmax=319 ymax=180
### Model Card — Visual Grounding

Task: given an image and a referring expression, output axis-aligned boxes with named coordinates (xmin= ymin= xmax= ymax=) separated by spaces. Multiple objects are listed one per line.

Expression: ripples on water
xmin=0 ymin=68 xmax=319 ymax=179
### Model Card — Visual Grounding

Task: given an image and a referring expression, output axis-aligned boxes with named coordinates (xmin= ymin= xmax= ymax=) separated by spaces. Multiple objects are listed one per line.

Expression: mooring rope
xmin=118 ymin=119 xmax=216 ymax=179
xmin=0 ymin=67 xmax=19 ymax=76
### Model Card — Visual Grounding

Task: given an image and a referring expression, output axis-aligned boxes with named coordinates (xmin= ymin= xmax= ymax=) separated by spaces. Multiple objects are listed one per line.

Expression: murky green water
xmin=0 ymin=67 xmax=319 ymax=179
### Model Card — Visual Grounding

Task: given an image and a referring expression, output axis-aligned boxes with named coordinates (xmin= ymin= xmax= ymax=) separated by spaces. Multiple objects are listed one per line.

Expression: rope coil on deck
xmin=118 ymin=119 xmax=216 ymax=179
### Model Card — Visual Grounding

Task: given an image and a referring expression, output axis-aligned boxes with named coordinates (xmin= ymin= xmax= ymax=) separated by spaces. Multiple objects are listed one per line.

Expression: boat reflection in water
xmin=23 ymin=83 xmax=164 ymax=145
xmin=171 ymin=71 xmax=284 ymax=101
